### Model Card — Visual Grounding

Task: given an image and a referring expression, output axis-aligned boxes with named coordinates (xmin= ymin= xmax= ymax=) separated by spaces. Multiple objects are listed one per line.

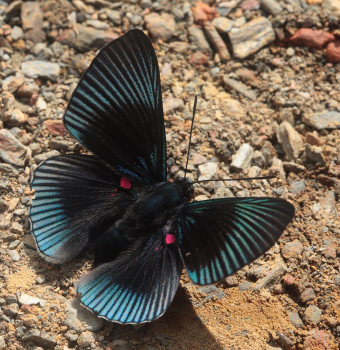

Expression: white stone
xmin=198 ymin=162 xmax=218 ymax=181
xmin=231 ymin=144 xmax=254 ymax=170
xmin=18 ymin=293 xmax=46 ymax=307
xmin=22 ymin=61 xmax=60 ymax=80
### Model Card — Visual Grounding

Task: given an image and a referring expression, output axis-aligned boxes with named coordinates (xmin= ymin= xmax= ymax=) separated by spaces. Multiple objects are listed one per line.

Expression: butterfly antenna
xmin=184 ymin=95 xmax=198 ymax=179
xmin=193 ymin=175 xmax=275 ymax=184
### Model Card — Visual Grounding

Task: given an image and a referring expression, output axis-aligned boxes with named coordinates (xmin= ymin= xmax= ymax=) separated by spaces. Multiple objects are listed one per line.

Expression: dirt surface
xmin=0 ymin=0 xmax=339 ymax=349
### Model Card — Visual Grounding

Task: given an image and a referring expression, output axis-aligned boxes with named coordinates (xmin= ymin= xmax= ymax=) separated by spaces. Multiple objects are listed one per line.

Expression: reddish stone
xmin=289 ymin=29 xmax=335 ymax=50
xmin=192 ymin=1 xmax=218 ymax=25
xmin=323 ymin=244 xmax=337 ymax=259
xmin=190 ymin=51 xmax=208 ymax=65
xmin=304 ymin=330 xmax=338 ymax=350
xmin=326 ymin=40 xmax=340 ymax=63
xmin=305 ymin=132 xmax=322 ymax=146
xmin=240 ymin=0 xmax=260 ymax=10
xmin=21 ymin=1 xmax=46 ymax=44
xmin=282 ymin=274 xmax=295 ymax=285
xmin=44 ymin=119 xmax=66 ymax=136
xmin=16 ymin=81 xmax=40 ymax=98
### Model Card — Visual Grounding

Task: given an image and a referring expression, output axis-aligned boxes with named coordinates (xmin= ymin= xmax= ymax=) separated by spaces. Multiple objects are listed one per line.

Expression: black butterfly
xmin=29 ymin=29 xmax=295 ymax=324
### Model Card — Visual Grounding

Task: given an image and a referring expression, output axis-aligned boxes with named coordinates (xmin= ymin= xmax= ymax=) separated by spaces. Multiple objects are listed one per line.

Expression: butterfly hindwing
xmin=30 ymin=154 xmax=131 ymax=263
xmin=177 ymin=198 xmax=295 ymax=285
xmin=78 ymin=233 xmax=183 ymax=324
xmin=63 ymin=29 xmax=166 ymax=184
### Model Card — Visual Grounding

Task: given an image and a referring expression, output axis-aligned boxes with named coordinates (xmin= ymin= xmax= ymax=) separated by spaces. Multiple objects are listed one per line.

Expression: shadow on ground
xmin=106 ymin=287 xmax=224 ymax=350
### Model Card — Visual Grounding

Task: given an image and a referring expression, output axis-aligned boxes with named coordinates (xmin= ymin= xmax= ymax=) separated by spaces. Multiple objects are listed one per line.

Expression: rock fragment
xmin=3 ymin=109 xmax=28 ymax=126
xmin=326 ymin=40 xmax=340 ymax=63
xmin=304 ymin=305 xmax=322 ymax=325
xmin=269 ymin=157 xmax=286 ymax=179
xmin=318 ymin=191 xmax=338 ymax=218
xmin=300 ymin=288 xmax=316 ymax=303
xmin=198 ymin=162 xmax=218 ymax=180
xmin=145 ymin=13 xmax=175 ymax=41
xmin=281 ymin=240 xmax=303 ymax=259
xmin=204 ymin=24 xmax=230 ymax=62
xmin=21 ymin=61 xmax=60 ymax=81
xmin=253 ymin=262 xmax=287 ymax=290
xmin=0 ymin=335 xmax=6 ymax=350
xmin=64 ymin=299 xmax=103 ymax=332
xmin=223 ymin=76 xmax=257 ymax=101
xmin=301 ymin=144 xmax=326 ymax=166
xmin=303 ymin=330 xmax=338 ymax=350
xmin=190 ymin=52 xmax=209 ymax=65
xmin=11 ymin=26 xmax=24 ymax=41
xmin=260 ymin=0 xmax=282 ymax=15
xmin=217 ymin=1 xmax=240 ymax=16
xmin=192 ymin=1 xmax=218 ymax=24
xmin=21 ymin=329 xmax=57 ymax=348
xmin=8 ymin=250 xmax=21 ymax=261
xmin=229 ymin=17 xmax=275 ymax=59
xmin=303 ymin=111 xmax=340 ymax=130
xmin=34 ymin=150 xmax=60 ymax=164
xmin=0 ymin=129 xmax=30 ymax=166
xmin=5 ymin=0 xmax=23 ymax=21
xmin=276 ymin=332 xmax=295 ymax=348
xmin=289 ymin=180 xmax=306 ymax=194
xmin=21 ymin=1 xmax=46 ymax=43
xmin=276 ymin=121 xmax=303 ymax=161
xmin=289 ymin=29 xmax=335 ymax=50
xmin=212 ymin=17 xmax=233 ymax=33
xmin=18 ymin=293 xmax=46 ymax=307
xmin=77 ymin=331 xmax=95 ymax=348
xmin=231 ymin=143 xmax=254 ymax=171
xmin=106 ymin=9 xmax=121 ymax=25
xmin=168 ymin=41 xmax=190 ymax=53
xmin=290 ymin=311 xmax=304 ymax=328
xmin=188 ymin=27 xmax=211 ymax=51
xmin=163 ymin=97 xmax=185 ymax=115
xmin=44 ymin=119 xmax=66 ymax=136
xmin=58 ymin=24 xmax=116 ymax=52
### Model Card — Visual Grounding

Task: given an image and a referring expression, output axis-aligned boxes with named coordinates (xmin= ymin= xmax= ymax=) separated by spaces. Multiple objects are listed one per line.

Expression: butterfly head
xmin=172 ymin=178 xmax=194 ymax=203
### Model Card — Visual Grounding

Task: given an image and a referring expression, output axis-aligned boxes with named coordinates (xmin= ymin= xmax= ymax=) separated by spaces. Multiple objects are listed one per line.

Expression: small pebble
xmin=231 ymin=143 xmax=254 ymax=171
xmin=77 ymin=331 xmax=95 ymax=348
xmin=290 ymin=311 xmax=304 ymax=328
xmin=304 ymin=305 xmax=322 ymax=325
xmin=300 ymin=288 xmax=316 ymax=303
xmin=281 ymin=240 xmax=304 ymax=259
xmin=239 ymin=281 xmax=252 ymax=291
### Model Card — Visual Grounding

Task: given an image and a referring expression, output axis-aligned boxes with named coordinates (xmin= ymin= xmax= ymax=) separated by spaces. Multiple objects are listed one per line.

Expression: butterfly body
xmin=29 ymin=29 xmax=295 ymax=324
xmin=93 ymin=178 xmax=193 ymax=264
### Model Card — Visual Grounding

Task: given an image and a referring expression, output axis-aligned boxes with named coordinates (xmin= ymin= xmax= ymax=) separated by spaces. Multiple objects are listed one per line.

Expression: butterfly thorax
xmin=115 ymin=179 xmax=193 ymax=239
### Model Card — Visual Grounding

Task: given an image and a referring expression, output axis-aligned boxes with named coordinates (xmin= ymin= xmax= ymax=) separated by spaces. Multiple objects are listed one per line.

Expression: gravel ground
xmin=0 ymin=0 xmax=339 ymax=349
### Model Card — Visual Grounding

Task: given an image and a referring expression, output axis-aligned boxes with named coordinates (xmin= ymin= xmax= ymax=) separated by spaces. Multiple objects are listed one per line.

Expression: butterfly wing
xmin=177 ymin=198 xmax=295 ymax=285
xmin=29 ymin=154 xmax=132 ymax=263
xmin=63 ymin=29 xmax=166 ymax=183
xmin=78 ymin=233 xmax=182 ymax=324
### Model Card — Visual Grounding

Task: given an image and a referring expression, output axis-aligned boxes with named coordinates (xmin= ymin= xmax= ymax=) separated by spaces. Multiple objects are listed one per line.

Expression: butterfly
xmin=29 ymin=29 xmax=295 ymax=324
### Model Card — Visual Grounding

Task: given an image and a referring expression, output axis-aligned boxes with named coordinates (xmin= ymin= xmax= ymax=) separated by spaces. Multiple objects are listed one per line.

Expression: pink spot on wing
xmin=166 ymin=234 xmax=176 ymax=245
xmin=120 ymin=177 xmax=132 ymax=190
xmin=111 ymin=188 xmax=118 ymax=197
xmin=155 ymin=247 xmax=160 ymax=252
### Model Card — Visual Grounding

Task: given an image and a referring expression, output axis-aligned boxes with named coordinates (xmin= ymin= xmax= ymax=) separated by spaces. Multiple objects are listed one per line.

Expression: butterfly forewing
xmin=63 ymin=29 xmax=167 ymax=183
xmin=178 ymin=198 xmax=295 ymax=285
